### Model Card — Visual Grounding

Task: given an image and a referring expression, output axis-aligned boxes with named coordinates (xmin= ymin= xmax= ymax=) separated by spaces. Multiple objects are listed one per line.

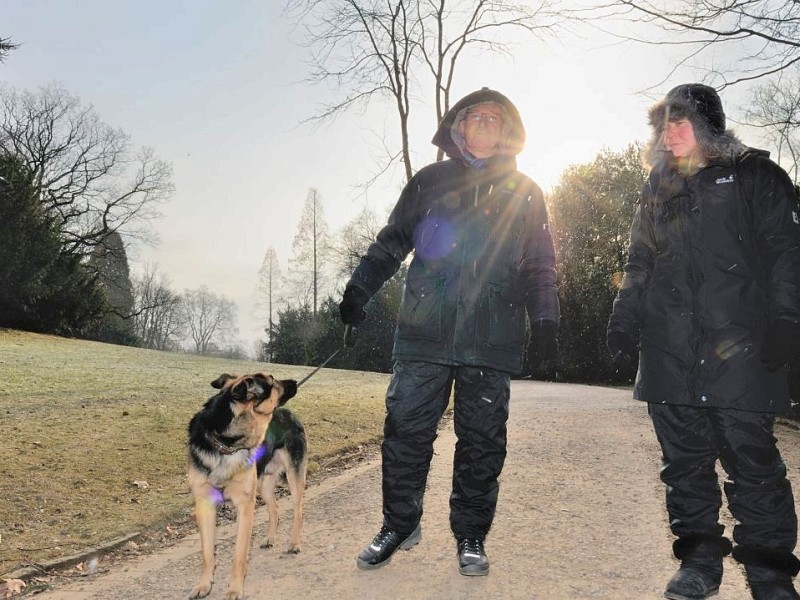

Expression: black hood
xmin=431 ymin=88 xmax=525 ymax=161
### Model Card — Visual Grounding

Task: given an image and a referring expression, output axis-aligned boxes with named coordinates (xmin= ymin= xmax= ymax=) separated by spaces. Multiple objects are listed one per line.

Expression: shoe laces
xmin=373 ymin=526 xmax=394 ymax=544
xmin=458 ymin=537 xmax=485 ymax=557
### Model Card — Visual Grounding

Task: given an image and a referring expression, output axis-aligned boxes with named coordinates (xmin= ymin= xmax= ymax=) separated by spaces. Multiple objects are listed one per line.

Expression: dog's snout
xmin=249 ymin=380 xmax=269 ymax=401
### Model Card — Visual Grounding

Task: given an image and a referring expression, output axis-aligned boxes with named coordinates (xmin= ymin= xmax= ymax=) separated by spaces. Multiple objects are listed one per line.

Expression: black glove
xmin=761 ymin=320 xmax=800 ymax=371
xmin=531 ymin=319 xmax=559 ymax=365
xmin=339 ymin=286 xmax=369 ymax=326
xmin=607 ymin=330 xmax=637 ymax=367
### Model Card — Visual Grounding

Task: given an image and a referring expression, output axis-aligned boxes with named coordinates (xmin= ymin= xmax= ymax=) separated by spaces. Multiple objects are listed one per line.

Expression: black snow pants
xmin=380 ymin=360 xmax=510 ymax=539
xmin=649 ymin=403 xmax=797 ymax=552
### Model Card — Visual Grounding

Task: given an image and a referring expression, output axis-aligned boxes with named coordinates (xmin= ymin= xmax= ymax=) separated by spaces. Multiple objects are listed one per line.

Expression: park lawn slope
xmin=0 ymin=329 xmax=390 ymax=576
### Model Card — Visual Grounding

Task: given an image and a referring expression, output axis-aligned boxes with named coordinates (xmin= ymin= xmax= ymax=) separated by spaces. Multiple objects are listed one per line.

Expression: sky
xmin=1 ymin=0 xmax=759 ymax=353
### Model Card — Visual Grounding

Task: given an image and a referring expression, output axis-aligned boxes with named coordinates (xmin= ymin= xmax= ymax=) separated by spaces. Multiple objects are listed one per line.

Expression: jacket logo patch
xmin=793 ymin=211 xmax=799 ymax=225
xmin=715 ymin=175 xmax=735 ymax=184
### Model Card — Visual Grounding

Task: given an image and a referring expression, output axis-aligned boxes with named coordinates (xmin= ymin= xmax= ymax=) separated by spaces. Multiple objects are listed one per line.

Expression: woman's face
xmin=664 ymin=118 xmax=698 ymax=158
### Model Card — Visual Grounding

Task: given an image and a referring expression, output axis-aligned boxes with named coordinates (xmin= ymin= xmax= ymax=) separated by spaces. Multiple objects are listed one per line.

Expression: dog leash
xmin=296 ymin=325 xmax=358 ymax=388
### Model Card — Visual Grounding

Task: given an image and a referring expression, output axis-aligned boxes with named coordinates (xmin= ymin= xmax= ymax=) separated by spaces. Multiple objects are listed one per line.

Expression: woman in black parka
xmin=607 ymin=84 xmax=800 ymax=600
xmin=338 ymin=88 xmax=559 ymax=577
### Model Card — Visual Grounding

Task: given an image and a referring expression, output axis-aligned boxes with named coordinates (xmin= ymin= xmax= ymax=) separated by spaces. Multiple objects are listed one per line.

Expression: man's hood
xmin=431 ymin=88 xmax=525 ymax=161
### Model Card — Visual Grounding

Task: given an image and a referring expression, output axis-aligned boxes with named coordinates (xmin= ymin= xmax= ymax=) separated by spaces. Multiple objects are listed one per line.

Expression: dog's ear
xmin=278 ymin=379 xmax=298 ymax=406
xmin=211 ymin=373 xmax=235 ymax=389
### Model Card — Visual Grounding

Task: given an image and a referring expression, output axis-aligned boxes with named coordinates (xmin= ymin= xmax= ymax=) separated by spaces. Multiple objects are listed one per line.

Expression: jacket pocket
xmin=397 ymin=276 xmax=446 ymax=342
xmin=480 ymin=282 xmax=526 ymax=351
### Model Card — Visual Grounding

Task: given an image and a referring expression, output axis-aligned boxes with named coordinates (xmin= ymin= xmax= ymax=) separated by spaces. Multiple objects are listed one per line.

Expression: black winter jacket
xmin=608 ymin=147 xmax=800 ymax=411
xmin=346 ymin=89 xmax=559 ymax=375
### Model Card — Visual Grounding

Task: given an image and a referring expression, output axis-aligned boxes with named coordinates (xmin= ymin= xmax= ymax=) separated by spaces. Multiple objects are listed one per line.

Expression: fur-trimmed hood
xmin=643 ymin=83 xmax=747 ymax=169
xmin=431 ymin=88 xmax=525 ymax=161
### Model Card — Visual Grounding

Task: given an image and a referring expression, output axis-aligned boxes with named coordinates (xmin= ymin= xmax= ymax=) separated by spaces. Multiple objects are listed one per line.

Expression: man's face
xmin=459 ymin=103 xmax=506 ymax=159
xmin=663 ymin=118 xmax=698 ymax=158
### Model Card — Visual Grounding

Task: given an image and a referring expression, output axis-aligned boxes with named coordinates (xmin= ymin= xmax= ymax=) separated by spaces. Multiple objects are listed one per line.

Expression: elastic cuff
xmin=673 ymin=535 xmax=732 ymax=560
xmin=732 ymin=545 xmax=800 ymax=577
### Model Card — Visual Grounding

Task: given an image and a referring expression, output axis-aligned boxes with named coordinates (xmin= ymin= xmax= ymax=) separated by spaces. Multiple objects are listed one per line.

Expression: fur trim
xmin=673 ymin=535 xmax=733 ymax=560
xmin=733 ymin=546 xmax=800 ymax=577
xmin=642 ymin=83 xmax=747 ymax=169
xmin=643 ymin=129 xmax=747 ymax=171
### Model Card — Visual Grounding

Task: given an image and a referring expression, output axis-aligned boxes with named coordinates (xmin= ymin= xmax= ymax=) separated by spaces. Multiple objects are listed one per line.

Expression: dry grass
xmin=0 ymin=329 xmax=391 ymax=577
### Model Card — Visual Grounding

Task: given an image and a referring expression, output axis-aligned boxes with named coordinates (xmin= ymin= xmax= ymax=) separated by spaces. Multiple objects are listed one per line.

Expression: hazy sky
xmin=1 ymin=1 xmax=754 ymax=351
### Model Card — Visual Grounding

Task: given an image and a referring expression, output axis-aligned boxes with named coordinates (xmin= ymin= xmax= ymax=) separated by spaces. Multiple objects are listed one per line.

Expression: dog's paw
xmin=189 ymin=583 xmax=212 ymax=599
xmin=286 ymin=545 xmax=301 ymax=554
xmin=223 ymin=590 xmax=243 ymax=600
xmin=259 ymin=539 xmax=274 ymax=549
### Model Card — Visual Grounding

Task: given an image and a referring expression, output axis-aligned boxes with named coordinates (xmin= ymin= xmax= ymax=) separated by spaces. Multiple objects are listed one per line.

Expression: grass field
xmin=0 ymin=329 xmax=392 ymax=577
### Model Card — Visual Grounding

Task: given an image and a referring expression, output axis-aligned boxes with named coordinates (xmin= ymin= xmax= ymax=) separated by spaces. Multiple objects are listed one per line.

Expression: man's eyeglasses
xmin=464 ymin=112 xmax=503 ymax=125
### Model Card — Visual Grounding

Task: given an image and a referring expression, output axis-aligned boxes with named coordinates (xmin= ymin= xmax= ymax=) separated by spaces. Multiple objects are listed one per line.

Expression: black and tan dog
xmin=187 ymin=373 xmax=308 ymax=600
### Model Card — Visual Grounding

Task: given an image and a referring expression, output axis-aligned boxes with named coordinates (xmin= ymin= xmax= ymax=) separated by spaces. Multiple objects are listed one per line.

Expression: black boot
xmin=457 ymin=537 xmax=489 ymax=576
xmin=733 ymin=545 xmax=800 ymax=600
xmin=356 ymin=524 xmax=422 ymax=570
xmin=664 ymin=535 xmax=732 ymax=600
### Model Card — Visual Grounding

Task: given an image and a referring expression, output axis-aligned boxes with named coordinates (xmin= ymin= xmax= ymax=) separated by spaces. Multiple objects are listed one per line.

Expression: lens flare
xmin=247 ymin=443 xmax=268 ymax=466
xmin=414 ymin=217 xmax=457 ymax=260
xmin=209 ymin=487 xmax=224 ymax=505
xmin=715 ymin=338 xmax=743 ymax=361
xmin=195 ymin=486 xmax=224 ymax=517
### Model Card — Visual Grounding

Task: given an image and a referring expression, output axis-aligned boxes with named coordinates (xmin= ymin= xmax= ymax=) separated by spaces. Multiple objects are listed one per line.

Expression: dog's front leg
xmin=189 ymin=485 xmax=218 ymax=599
xmin=225 ymin=471 xmax=257 ymax=600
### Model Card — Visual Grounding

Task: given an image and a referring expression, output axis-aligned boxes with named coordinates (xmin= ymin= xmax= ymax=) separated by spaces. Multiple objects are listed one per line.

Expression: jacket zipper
xmin=452 ymin=181 xmax=479 ymax=358
xmin=682 ymin=177 xmax=704 ymax=402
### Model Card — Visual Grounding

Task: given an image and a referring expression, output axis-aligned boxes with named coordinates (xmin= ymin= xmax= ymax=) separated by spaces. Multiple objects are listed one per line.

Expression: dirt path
xmin=34 ymin=381 xmax=800 ymax=600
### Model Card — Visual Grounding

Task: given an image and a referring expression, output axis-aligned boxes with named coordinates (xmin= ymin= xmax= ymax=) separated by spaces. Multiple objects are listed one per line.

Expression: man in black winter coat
xmin=339 ymin=88 xmax=559 ymax=576
xmin=607 ymin=83 xmax=800 ymax=600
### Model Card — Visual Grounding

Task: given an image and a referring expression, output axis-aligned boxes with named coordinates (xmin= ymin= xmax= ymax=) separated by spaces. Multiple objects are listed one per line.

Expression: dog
xmin=187 ymin=373 xmax=308 ymax=600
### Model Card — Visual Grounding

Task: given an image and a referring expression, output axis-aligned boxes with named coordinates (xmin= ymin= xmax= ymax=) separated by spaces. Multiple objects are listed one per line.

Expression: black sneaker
xmin=356 ymin=524 xmax=422 ymax=570
xmin=457 ymin=537 xmax=489 ymax=576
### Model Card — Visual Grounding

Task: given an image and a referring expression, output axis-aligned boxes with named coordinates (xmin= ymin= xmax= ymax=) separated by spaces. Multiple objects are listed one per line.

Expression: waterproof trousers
xmin=649 ymin=403 xmax=797 ymax=552
xmin=380 ymin=360 xmax=510 ymax=539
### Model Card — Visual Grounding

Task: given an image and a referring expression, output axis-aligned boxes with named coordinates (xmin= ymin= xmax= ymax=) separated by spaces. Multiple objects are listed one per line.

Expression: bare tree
xmin=181 ymin=286 xmax=237 ymax=355
xmin=591 ymin=0 xmax=800 ymax=88
xmin=256 ymin=247 xmax=284 ymax=360
xmin=0 ymin=37 xmax=19 ymax=62
xmin=287 ymin=188 xmax=332 ymax=314
xmin=0 ymin=83 xmax=174 ymax=258
xmin=284 ymin=0 xmax=562 ymax=179
xmin=745 ymin=70 xmax=800 ymax=181
xmin=131 ymin=264 xmax=185 ymax=351
xmin=333 ymin=205 xmax=384 ymax=284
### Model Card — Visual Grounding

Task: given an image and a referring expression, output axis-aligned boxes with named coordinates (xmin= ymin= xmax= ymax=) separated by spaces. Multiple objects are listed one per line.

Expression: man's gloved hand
xmin=761 ymin=320 xmax=800 ymax=371
xmin=338 ymin=286 xmax=370 ymax=326
xmin=531 ymin=319 xmax=559 ymax=365
xmin=607 ymin=330 xmax=637 ymax=368
xmin=343 ymin=324 xmax=358 ymax=348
